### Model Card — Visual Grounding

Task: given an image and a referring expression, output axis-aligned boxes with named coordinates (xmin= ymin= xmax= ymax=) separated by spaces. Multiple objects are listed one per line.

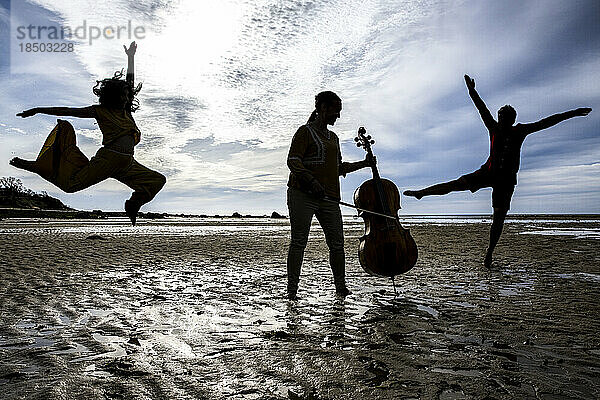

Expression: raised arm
xmin=519 ymin=108 xmax=592 ymax=135
xmin=123 ymin=41 xmax=136 ymax=88
xmin=465 ymin=74 xmax=496 ymax=131
xmin=17 ymin=106 xmax=96 ymax=118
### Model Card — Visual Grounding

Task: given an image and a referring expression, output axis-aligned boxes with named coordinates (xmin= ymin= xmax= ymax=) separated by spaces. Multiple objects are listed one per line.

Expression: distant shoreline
xmin=0 ymin=208 xmax=289 ymax=220
xmin=1 ymin=207 xmax=598 ymax=220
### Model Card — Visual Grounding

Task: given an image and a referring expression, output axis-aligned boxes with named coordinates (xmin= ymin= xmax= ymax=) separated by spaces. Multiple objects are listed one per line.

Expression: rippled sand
xmin=0 ymin=216 xmax=599 ymax=399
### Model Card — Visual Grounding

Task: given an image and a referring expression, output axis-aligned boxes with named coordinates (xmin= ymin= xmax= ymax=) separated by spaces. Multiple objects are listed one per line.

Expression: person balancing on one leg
xmin=10 ymin=41 xmax=166 ymax=225
xmin=404 ymin=74 xmax=591 ymax=267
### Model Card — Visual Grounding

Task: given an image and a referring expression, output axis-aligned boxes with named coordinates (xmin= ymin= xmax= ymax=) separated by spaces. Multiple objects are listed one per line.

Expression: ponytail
xmin=307 ymin=109 xmax=318 ymax=124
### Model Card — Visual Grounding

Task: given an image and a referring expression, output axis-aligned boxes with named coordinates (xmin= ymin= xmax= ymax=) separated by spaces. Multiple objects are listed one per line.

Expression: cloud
xmin=1 ymin=0 xmax=598 ymax=213
xmin=332 ymin=0 xmax=600 ymax=213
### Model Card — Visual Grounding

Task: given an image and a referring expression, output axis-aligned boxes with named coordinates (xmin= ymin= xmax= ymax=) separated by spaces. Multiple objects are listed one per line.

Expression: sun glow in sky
xmin=0 ymin=0 xmax=599 ymax=214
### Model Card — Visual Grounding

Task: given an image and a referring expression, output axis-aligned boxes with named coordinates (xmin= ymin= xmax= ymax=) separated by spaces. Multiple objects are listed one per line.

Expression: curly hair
xmin=93 ymin=70 xmax=142 ymax=112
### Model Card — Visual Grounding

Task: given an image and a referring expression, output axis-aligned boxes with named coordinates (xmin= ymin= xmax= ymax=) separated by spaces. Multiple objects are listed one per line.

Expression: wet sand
xmin=0 ymin=216 xmax=599 ymax=399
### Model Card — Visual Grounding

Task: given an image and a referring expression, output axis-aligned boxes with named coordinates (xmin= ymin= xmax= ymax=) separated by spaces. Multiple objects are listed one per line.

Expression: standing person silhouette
xmin=404 ymin=75 xmax=591 ymax=267
xmin=10 ymin=41 xmax=166 ymax=225
xmin=286 ymin=91 xmax=374 ymax=300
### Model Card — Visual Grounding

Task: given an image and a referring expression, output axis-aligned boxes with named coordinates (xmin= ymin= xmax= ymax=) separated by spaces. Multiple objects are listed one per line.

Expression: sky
xmin=0 ymin=0 xmax=599 ymax=215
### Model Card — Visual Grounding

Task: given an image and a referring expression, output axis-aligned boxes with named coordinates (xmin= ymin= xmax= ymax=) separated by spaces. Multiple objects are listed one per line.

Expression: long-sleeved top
xmin=287 ymin=124 xmax=355 ymax=199
xmin=468 ymin=88 xmax=579 ymax=185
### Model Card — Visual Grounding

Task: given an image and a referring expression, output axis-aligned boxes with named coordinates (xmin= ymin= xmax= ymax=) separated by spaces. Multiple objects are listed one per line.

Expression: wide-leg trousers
xmin=33 ymin=119 xmax=165 ymax=205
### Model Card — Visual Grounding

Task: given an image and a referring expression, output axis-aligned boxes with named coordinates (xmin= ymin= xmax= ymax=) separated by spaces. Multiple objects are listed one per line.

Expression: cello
xmin=352 ymin=127 xmax=418 ymax=280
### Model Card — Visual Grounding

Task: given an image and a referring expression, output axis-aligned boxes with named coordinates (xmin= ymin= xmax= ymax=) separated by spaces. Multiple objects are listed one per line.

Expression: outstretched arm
xmin=124 ymin=41 xmax=136 ymax=89
xmin=520 ymin=108 xmax=592 ymax=135
xmin=339 ymin=153 xmax=375 ymax=177
xmin=17 ymin=106 xmax=96 ymax=118
xmin=464 ymin=74 xmax=496 ymax=131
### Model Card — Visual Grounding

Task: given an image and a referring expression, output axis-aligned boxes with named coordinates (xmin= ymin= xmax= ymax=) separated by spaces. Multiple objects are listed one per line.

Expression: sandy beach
xmin=0 ymin=215 xmax=599 ymax=399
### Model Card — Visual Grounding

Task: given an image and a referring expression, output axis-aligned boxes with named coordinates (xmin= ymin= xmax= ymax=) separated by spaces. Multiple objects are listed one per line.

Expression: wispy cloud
xmin=1 ymin=0 xmax=598 ymax=213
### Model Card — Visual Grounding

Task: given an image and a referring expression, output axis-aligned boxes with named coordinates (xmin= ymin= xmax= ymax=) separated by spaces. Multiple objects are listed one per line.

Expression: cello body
xmin=353 ymin=128 xmax=418 ymax=278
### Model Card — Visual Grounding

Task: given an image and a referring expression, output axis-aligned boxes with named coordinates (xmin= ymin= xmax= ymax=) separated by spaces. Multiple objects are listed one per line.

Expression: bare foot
xmin=403 ymin=190 xmax=423 ymax=200
xmin=287 ymin=291 xmax=298 ymax=301
xmin=484 ymin=253 xmax=493 ymax=268
xmin=125 ymin=199 xmax=141 ymax=226
xmin=9 ymin=157 xmax=37 ymax=173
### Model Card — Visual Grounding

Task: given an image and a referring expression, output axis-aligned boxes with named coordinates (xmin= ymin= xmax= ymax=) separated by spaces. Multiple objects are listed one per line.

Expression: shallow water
xmin=0 ymin=216 xmax=599 ymax=399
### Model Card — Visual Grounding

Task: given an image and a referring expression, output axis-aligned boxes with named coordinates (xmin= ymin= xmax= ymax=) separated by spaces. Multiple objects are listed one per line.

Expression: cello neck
xmin=368 ymin=148 xmax=381 ymax=181
xmin=372 ymin=161 xmax=391 ymax=215
xmin=355 ymin=126 xmax=390 ymax=215
xmin=365 ymin=139 xmax=391 ymax=216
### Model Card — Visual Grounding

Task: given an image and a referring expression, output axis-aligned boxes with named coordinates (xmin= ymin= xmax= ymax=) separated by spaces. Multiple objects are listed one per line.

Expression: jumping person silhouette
xmin=10 ymin=41 xmax=166 ymax=225
xmin=404 ymin=75 xmax=591 ymax=267
xmin=286 ymin=91 xmax=375 ymax=300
